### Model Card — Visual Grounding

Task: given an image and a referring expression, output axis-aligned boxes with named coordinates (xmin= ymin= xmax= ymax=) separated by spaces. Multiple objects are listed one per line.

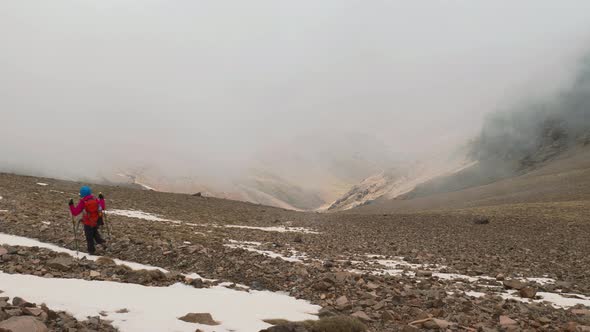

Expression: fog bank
xmin=2 ymin=1 xmax=590 ymax=203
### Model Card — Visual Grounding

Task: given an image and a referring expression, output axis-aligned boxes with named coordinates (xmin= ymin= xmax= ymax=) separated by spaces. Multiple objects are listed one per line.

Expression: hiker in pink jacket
xmin=69 ymin=186 xmax=107 ymax=255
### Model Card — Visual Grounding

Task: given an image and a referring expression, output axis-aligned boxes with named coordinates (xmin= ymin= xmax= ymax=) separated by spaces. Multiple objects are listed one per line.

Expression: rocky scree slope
xmin=1 ymin=173 xmax=590 ymax=331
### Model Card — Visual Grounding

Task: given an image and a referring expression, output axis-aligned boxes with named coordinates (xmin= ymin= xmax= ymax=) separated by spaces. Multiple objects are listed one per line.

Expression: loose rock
xmin=178 ymin=313 xmax=219 ymax=325
xmin=519 ymin=286 xmax=538 ymax=299
xmin=503 ymin=279 xmax=526 ymax=290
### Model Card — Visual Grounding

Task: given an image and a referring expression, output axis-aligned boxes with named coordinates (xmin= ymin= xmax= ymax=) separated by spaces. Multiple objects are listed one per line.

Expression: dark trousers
xmin=83 ymin=222 xmax=105 ymax=254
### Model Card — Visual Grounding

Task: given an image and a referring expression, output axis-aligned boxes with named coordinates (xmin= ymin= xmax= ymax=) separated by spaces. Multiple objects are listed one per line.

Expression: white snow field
xmin=0 ymin=233 xmax=319 ymax=331
xmin=0 ymin=272 xmax=319 ymax=332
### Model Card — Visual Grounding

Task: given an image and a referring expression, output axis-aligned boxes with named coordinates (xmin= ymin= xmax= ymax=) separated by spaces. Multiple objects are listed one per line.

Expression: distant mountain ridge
xmin=328 ymin=54 xmax=590 ymax=212
xmin=323 ymin=150 xmax=473 ymax=212
xmin=102 ymin=132 xmax=400 ymax=211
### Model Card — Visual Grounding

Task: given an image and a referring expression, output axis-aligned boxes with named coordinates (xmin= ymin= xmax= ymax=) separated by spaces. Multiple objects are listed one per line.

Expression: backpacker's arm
xmin=69 ymin=200 xmax=85 ymax=216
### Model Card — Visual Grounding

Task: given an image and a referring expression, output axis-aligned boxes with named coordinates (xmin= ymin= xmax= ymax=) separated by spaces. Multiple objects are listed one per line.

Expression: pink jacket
xmin=69 ymin=195 xmax=106 ymax=216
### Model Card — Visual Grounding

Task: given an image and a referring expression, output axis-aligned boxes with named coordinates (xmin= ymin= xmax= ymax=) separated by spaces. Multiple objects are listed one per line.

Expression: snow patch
xmin=533 ymin=292 xmax=590 ymax=308
xmin=225 ymin=240 xmax=307 ymax=263
xmin=353 ymin=255 xmax=590 ymax=308
xmin=465 ymin=291 xmax=487 ymax=298
xmin=108 ymin=209 xmax=180 ymax=224
xmin=36 ymin=182 xmax=49 ymax=186
xmin=228 ymin=239 xmax=263 ymax=246
xmin=471 ymin=289 xmax=590 ymax=309
xmin=188 ymin=223 xmax=220 ymax=228
xmin=224 ymin=225 xmax=320 ymax=234
xmin=41 ymin=221 xmax=51 ymax=225
xmin=0 ymin=210 xmax=8 ymax=213
xmin=116 ymin=174 xmax=157 ymax=191
xmin=432 ymin=273 xmax=478 ymax=282
xmin=377 ymin=258 xmax=444 ymax=271
xmin=352 ymin=256 xmax=448 ymax=277
xmin=525 ymin=277 xmax=556 ymax=285
xmin=136 ymin=181 xmax=156 ymax=191
xmin=0 ymin=272 xmax=319 ymax=332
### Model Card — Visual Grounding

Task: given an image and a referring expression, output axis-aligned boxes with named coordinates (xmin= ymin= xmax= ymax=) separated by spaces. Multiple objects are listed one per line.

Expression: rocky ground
xmin=0 ymin=290 xmax=117 ymax=332
xmin=1 ymin=172 xmax=590 ymax=331
xmin=0 ymin=245 xmax=209 ymax=288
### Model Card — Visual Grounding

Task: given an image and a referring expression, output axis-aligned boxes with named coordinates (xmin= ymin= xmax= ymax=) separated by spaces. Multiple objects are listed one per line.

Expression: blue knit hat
xmin=79 ymin=186 xmax=92 ymax=197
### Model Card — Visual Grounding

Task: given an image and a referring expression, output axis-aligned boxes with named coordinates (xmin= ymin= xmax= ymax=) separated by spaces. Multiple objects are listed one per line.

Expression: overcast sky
xmin=2 ymin=0 xmax=590 ymax=184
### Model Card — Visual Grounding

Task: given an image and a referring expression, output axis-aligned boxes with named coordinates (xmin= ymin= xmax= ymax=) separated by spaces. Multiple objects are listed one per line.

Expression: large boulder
xmin=47 ymin=256 xmax=74 ymax=271
xmin=0 ymin=316 xmax=48 ymax=332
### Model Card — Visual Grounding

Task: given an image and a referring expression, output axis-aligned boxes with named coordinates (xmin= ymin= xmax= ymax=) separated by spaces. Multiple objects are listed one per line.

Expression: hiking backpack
xmin=84 ymin=199 xmax=102 ymax=226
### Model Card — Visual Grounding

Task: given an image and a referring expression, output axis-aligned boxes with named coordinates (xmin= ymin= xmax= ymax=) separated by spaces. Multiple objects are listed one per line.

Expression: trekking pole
xmin=71 ymin=215 xmax=79 ymax=256
xmin=104 ymin=211 xmax=113 ymax=240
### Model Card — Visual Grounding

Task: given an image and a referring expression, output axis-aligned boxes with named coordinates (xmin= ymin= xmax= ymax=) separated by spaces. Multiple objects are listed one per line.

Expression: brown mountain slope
xmin=345 ymin=144 xmax=590 ymax=214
